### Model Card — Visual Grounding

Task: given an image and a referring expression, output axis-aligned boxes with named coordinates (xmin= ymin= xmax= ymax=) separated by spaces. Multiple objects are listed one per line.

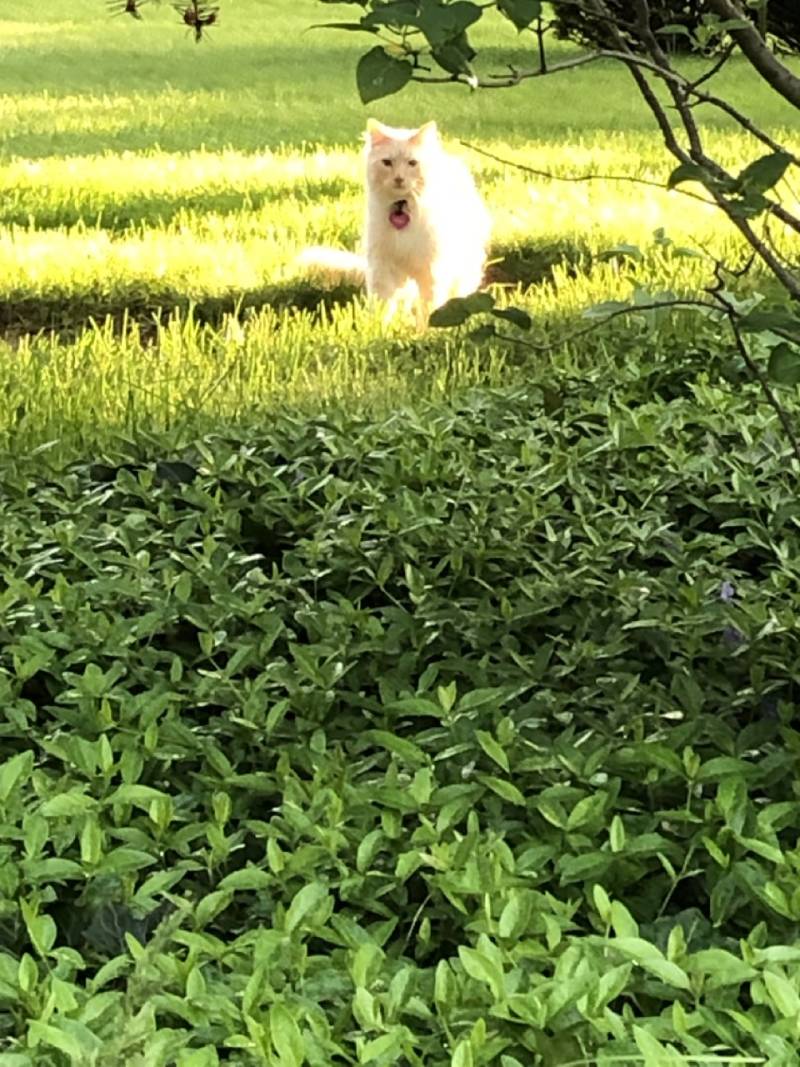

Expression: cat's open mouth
xmin=389 ymin=199 xmax=411 ymax=230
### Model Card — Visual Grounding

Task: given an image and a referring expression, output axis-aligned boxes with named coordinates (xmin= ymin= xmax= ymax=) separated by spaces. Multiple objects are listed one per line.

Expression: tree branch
xmin=500 ymin=298 xmax=719 ymax=352
xmin=706 ymin=0 xmax=800 ymax=110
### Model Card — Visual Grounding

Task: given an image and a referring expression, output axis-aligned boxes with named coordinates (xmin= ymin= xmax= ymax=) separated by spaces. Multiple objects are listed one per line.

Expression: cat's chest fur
xmin=365 ymin=195 xmax=439 ymax=266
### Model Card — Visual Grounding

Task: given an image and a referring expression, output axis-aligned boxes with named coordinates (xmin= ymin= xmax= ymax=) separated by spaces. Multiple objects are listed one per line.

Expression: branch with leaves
xmin=109 ymin=0 xmax=219 ymax=40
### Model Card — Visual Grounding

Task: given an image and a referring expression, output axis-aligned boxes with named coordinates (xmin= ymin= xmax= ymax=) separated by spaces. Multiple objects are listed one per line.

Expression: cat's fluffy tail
xmin=297 ymin=247 xmax=365 ymax=284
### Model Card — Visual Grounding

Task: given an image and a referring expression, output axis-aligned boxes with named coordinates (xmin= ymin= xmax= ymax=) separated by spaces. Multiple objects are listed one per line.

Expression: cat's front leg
xmin=415 ymin=268 xmax=452 ymax=330
xmin=367 ymin=265 xmax=411 ymax=327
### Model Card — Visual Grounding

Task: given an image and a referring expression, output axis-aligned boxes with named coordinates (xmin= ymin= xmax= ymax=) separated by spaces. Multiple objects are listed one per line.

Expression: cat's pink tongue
xmin=389 ymin=200 xmax=410 ymax=230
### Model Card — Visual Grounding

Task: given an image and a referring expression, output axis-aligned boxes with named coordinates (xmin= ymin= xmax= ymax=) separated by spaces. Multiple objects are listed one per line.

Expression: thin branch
xmin=723 ymin=211 xmax=800 ymax=300
xmin=769 ymin=202 xmax=800 ymax=240
xmin=459 ymin=141 xmax=715 ymax=206
xmin=535 ymin=15 xmax=547 ymax=74
xmin=686 ymin=42 xmax=735 ymax=91
xmin=494 ymin=298 xmax=719 ymax=353
xmin=412 ymin=21 xmax=800 ymax=174
xmin=410 ymin=48 xmax=605 ymax=85
xmin=632 ymin=0 xmax=705 ymax=161
xmin=583 ymin=0 xmax=692 ymax=164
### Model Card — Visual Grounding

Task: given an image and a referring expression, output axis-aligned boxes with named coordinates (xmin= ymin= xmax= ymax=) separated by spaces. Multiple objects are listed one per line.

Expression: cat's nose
xmin=393 ymin=177 xmax=405 ymax=188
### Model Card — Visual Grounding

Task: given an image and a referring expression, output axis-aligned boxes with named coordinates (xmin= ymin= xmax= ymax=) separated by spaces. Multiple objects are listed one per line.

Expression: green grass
xmin=0 ymin=0 xmax=798 ymax=453
xmin=2 ymin=0 xmax=799 ymax=156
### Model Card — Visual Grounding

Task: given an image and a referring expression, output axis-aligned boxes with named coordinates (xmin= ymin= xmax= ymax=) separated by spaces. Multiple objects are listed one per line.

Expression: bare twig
xmin=459 ymin=141 xmax=715 ymax=206
xmin=686 ymin=42 xmax=736 ymax=91
xmin=689 ymin=88 xmax=800 ymax=168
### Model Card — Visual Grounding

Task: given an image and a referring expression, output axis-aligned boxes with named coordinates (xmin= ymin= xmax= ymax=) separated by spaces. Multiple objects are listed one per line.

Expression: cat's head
xmin=364 ymin=119 xmax=440 ymax=198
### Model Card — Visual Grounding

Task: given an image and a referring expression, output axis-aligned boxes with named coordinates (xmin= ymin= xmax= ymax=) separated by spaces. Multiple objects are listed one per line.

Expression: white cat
xmin=300 ymin=119 xmax=490 ymax=328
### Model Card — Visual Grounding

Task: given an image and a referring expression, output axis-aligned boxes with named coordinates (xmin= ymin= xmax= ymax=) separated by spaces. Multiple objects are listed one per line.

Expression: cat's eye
xmin=381 ymin=158 xmax=392 ymax=167
xmin=408 ymin=160 xmax=418 ymax=167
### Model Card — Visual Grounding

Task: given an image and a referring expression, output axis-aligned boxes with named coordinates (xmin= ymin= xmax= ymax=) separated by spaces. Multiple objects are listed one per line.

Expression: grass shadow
xmin=0 ymin=178 xmax=357 ymax=233
xmin=485 ymin=239 xmax=590 ymax=288
xmin=0 ymin=241 xmax=589 ymax=341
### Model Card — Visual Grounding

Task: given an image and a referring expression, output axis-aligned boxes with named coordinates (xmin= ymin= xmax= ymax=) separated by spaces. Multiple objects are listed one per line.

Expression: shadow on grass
xmin=1 ymin=240 xmax=588 ymax=341
xmin=0 ymin=178 xmax=357 ymax=232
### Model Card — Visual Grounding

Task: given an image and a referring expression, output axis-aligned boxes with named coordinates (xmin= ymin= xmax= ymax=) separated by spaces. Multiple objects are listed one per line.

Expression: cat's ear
xmin=410 ymin=121 xmax=439 ymax=146
xmin=366 ymin=118 xmax=393 ymax=145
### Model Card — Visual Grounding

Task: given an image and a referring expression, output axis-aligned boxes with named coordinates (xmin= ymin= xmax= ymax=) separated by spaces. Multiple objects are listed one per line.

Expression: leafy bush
xmin=2 ymin=373 xmax=800 ymax=1064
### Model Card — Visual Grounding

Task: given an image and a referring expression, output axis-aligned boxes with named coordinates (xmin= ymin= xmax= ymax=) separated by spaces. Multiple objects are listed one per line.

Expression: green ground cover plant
xmin=3 ymin=374 xmax=800 ymax=1065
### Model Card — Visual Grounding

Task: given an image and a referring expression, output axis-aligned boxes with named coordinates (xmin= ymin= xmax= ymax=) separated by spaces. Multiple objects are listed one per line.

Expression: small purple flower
xmin=719 ymin=581 xmax=736 ymax=603
xmin=723 ymin=625 xmax=745 ymax=646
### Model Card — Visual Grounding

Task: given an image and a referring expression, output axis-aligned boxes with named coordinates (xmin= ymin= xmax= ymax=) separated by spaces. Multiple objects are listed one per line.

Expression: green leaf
xmin=610 ymin=900 xmax=639 ymax=938
xmin=457 ymin=946 xmax=504 ymax=1000
xmin=582 ymin=299 xmax=631 ymax=320
xmin=468 ymin=323 xmax=497 ymax=343
xmin=591 ymin=963 xmax=633 ymax=1010
xmin=764 ymin=970 xmax=800 ymax=1018
xmin=612 ymin=937 xmax=691 ymax=990
xmin=593 ymin=884 xmax=612 ymax=923
xmin=0 ymin=750 xmax=33 ymax=804
xmin=498 ymin=892 xmax=528 ymax=939
xmin=270 ymin=1002 xmax=304 ymax=1067
xmin=285 ymin=882 xmax=329 ymax=933
xmin=478 ymin=775 xmax=526 ymax=806
xmin=736 ymin=151 xmax=793 ymax=196
xmin=451 ymin=1040 xmax=473 ymax=1067
xmin=475 ymin=730 xmax=509 ymax=773
xmin=218 ymin=867 xmax=271 ymax=892
xmin=194 ymin=889 xmax=232 ymax=927
xmin=566 ymin=793 xmax=605 ymax=831
xmin=27 ymin=1021 xmax=85 ymax=1061
xmin=491 ymin=307 xmax=532 ymax=330
xmin=429 ymin=292 xmax=495 ymax=327
xmin=363 ymin=730 xmax=427 ymax=766
xmin=356 ymin=46 xmax=413 ymax=104
xmin=310 ymin=20 xmax=377 ymax=33
xmin=739 ymin=308 xmax=800 ymax=339
xmin=418 ymin=2 xmax=482 ymax=47
xmin=497 ymin=0 xmax=541 ymax=31
xmin=361 ymin=1029 xmax=407 ymax=1064
xmin=558 ymin=851 xmax=612 ymax=884
xmin=432 ymin=33 xmax=477 ymax=77
xmin=40 ymin=792 xmax=97 ymax=818
xmin=609 ymin=814 xmax=626 ymax=852
xmin=107 ymin=784 xmax=172 ymax=809
xmin=689 ymin=948 xmax=756 ymax=989
xmin=633 ymin=1025 xmax=683 ymax=1066
xmin=598 ymin=243 xmax=644 ymax=263
xmin=768 ymin=343 xmax=800 ymax=386
xmin=656 ymin=23 xmax=693 ymax=37
xmin=667 ymin=161 xmax=709 ymax=190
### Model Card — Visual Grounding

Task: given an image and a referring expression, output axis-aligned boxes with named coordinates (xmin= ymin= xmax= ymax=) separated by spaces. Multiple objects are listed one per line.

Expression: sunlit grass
xmin=2 ymin=0 xmax=799 ymax=452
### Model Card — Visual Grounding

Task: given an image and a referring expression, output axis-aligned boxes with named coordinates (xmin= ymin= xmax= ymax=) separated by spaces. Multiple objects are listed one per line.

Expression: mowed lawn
xmin=1 ymin=0 xmax=799 ymax=451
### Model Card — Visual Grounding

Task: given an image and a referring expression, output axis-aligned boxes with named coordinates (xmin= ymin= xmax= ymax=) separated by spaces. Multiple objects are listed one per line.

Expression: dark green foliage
xmin=3 ymin=370 xmax=800 ymax=1063
xmin=551 ymin=0 xmax=800 ymax=54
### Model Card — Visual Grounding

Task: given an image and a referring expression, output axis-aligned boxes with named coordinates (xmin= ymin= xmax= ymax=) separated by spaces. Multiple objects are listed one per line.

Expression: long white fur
xmin=300 ymin=119 xmax=490 ymax=328
xmin=296 ymin=246 xmax=365 ymax=283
